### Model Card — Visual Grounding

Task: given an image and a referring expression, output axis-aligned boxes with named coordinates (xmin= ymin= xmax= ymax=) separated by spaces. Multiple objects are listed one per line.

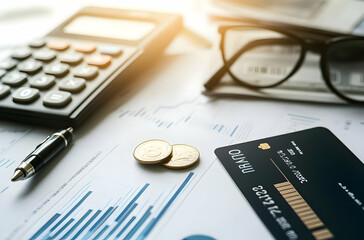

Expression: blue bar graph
xmin=60 ymin=210 xmax=92 ymax=239
xmin=137 ymin=172 xmax=194 ymax=239
xmin=104 ymin=203 xmax=138 ymax=240
xmin=116 ymin=184 xmax=149 ymax=222
xmin=124 ymin=206 xmax=153 ymax=239
xmin=82 ymin=206 xmax=117 ymax=239
xmin=51 ymin=218 xmax=74 ymax=239
xmin=89 ymin=207 xmax=114 ymax=232
xmin=50 ymin=191 xmax=92 ymax=232
xmin=72 ymin=210 xmax=101 ymax=240
xmin=30 ymin=173 xmax=194 ymax=240
xmin=116 ymin=216 xmax=136 ymax=238
xmin=230 ymin=125 xmax=239 ymax=137
xmin=30 ymin=214 xmax=61 ymax=240
xmin=94 ymin=225 xmax=109 ymax=240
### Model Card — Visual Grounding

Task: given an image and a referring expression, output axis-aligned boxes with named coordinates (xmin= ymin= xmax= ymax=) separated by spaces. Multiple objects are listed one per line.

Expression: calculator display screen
xmin=63 ymin=16 xmax=156 ymax=41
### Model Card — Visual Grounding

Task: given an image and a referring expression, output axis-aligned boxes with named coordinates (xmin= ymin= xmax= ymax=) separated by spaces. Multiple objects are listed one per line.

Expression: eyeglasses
xmin=204 ymin=25 xmax=364 ymax=104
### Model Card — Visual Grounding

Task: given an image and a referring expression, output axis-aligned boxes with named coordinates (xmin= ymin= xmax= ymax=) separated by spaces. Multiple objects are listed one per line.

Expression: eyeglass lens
xmin=224 ymin=27 xmax=302 ymax=87
xmin=326 ymin=40 xmax=364 ymax=102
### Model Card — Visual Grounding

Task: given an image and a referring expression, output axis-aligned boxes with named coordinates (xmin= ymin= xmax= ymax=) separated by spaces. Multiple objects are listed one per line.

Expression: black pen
xmin=11 ymin=127 xmax=73 ymax=182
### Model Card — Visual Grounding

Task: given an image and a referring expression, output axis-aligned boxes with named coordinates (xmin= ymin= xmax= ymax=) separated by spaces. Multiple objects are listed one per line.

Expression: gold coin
xmin=133 ymin=139 xmax=173 ymax=164
xmin=162 ymin=144 xmax=200 ymax=169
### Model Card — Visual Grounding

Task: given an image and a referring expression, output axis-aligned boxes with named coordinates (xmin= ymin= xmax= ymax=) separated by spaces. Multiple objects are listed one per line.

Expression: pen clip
xmin=22 ymin=135 xmax=51 ymax=161
xmin=35 ymin=135 xmax=51 ymax=150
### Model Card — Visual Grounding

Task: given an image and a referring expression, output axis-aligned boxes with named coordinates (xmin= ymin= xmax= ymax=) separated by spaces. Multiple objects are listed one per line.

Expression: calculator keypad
xmin=29 ymin=39 xmax=46 ymax=48
xmin=33 ymin=50 xmax=57 ymax=62
xmin=11 ymin=48 xmax=32 ymax=60
xmin=0 ymin=37 xmax=136 ymax=118
xmin=59 ymin=53 xmax=83 ymax=65
xmin=73 ymin=66 xmax=98 ymax=80
xmin=44 ymin=63 xmax=69 ymax=77
xmin=0 ymin=84 xmax=10 ymax=98
xmin=86 ymin=55 xmax=112 ymax=68
xmin=47 ymin=40 xmax=70 ymax=51
xmin=0 ymin=69 xmax=6 ymax=78
xmin=74 ymin=43 xmax=97 ymax=54
xmin=99 ymin=45 xmax=123 ymax=56
xmin=12 ymin=87 xmax=40 ymax=103
xmin=0 ymin=59 xmax=18 ymax=70
xmin=29 ymin=74 xmax=56 ymax=89
xmin=2 ymin=72 xmax=27 ymax=87
xmin=43 ymin=91 xmax=71 ymax=107
xmin=17 ymin=59 xmax=42 ymax=74
xmin=59 ymin=78 xmax=86 ymax=93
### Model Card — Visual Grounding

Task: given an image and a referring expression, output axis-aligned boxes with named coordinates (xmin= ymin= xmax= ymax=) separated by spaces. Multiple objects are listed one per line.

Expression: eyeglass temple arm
xmin=204 ymin=37 xmax=296 ymax=90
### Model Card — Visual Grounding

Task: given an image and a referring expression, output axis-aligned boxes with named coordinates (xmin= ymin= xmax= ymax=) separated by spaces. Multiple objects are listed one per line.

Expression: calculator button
xmin=29 ymin=74 xmax=55 ymax=89
xmin=86 ymin=55 xmax=112 ymax=68
xmin=0 ymin=59 xmax=17 ymax=70
xmin=47 ymin=40 xmax=70 ymax=51
xmin=29 ymin=39 xmax=46 ymax=48
xmin=59 ymin=52 xmax=83 ymax=65
xmin=33 ymin=50 xmax=56 ymax=62
xmin=45 ymin=63 xmax=69 ymax=77
xmin=99 ymin=45 xmax=123 ymax=56
xmin=59 ymin=77 xmax=86 ymax=93
xmin=17 ymin=59 xmax=42 ymax=74
xmin=74 ymin=43 xmax=96 ymax=53
xmin=0 ymin=69 xmax=6 ymax=78
xmin=2 ymin=72 xmax=27 ymax=87
xmin=0 ymin=84 xmax=10 ymax=99
xmin=73 ymin=66 xmax=98 ymax=80
xmin=43 ymin=91 xmax=71 ymax=108
xmin=11 ymin=48 xmax=32 ymax=60
xmin=12 ymin=87 xmax=39 ymax=103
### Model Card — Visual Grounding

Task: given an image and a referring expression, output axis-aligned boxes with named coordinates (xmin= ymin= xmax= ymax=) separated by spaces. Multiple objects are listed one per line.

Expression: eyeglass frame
xmin=204 ymin=24 xmax=364 ymax=104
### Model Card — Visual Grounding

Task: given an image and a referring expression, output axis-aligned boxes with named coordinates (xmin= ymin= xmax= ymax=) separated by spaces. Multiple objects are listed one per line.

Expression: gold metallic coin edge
xmin=162 ymin=144 xmax=200 ymax=169
xmin=133 ymin=139 xmax=173 ymax=164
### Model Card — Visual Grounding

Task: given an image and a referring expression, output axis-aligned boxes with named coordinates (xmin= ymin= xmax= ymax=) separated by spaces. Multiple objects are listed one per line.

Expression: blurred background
xmin=1 ymin=0 xmax=364 ymax=103
xmin=1 ymin=0 xmax=363 ymax=51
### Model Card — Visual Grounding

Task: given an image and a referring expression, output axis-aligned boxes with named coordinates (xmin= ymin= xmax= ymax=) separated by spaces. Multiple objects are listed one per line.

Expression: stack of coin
xmin=133 ymin=139 xmax=200 ymax=169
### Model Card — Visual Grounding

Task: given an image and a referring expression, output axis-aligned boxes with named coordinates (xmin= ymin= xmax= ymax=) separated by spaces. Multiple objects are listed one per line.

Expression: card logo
xmin=258 ymin=143 xmax=271 ymax=150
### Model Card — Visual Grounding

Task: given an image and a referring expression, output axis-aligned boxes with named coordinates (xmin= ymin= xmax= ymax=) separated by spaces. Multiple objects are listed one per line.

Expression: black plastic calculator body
xmin=0 ymin=7 xmax=182 ymax=127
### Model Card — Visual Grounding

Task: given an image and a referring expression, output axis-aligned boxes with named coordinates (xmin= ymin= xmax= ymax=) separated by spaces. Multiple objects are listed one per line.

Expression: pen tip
xmin=11 ymin=170 xmax=25 ymax=182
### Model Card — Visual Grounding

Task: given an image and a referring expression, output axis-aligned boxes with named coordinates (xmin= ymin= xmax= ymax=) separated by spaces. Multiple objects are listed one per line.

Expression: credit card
xmin=215 ymin=127 xmax=364 ymax=240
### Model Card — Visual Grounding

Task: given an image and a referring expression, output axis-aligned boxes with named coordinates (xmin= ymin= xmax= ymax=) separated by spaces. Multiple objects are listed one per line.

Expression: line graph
xmin=118 ymin=97 xmax=254 ymax=141
xmin=153 ymin=96 xmax=200 ymax=114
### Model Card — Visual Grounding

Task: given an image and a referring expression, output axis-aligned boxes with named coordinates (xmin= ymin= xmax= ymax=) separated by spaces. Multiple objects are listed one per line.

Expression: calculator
xmin=0 ymin=7 xmax=182 ymax=127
